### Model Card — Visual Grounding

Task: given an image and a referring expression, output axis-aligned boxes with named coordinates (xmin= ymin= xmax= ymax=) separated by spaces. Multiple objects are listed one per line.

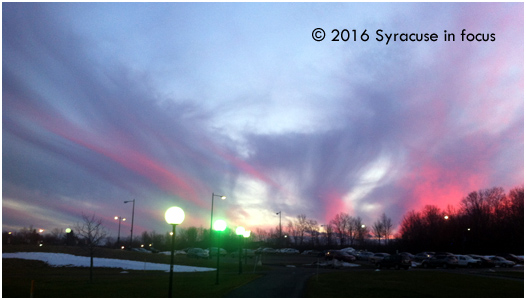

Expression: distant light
xmin=169 ymin=232 xmax=174 ymax=236
xmin=39 ymin=243 xmax=43 ymax=247
xmin=467 ymin=228 xmax=471 ymax=231
xmin=8 ymin=232 xmax=12 ymax=235
xmin=149 ymin=244 xmax=152 ymax=247
xmin=65 ymin=228 xmax=72 ymax=233
xmin=221 ymin=196 xmax=226 ymax=200
xmin=213 ymin=220 xmax=227 ymax=232
xmin=165 ymin=207 xmax=185 ymax=225
xmin=444 ymin=216 xmax=449 ymax=220
xmin=141 ymin=244 xmax=144 ymax=248
xmin=123 ymin=218 xmax=126 ymax=221
xmin=361 ymin=224 xmax=366 ymax=228
xmin=243 ymin=230 xmax=251 ymax=238
xmin=114 ymin=216 xmax=118 ymax=220
xmin=121 ymin=246 xmax=125 ymax=250
xmin=236 ymin=226 xmax=245 ymax=236
xmin=39 ymin=229 xmax=44 ymax=233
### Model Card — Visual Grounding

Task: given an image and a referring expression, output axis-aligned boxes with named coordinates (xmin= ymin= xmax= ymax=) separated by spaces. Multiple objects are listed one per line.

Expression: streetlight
xmin=213 ymin=219 xmax=227 ymax=285
xmin=210 ymin=193 xmax=226 ymax=258
xmin=444 ymin=215 xmax=449 ymax=220
xmin=65 ymin=228 xmax=74 ymax=246
xmin=236 ymin=226 xmax=245 ymax=274
xmin=165 ymin=206 xmax=185 ymax=298
xmin=114 ymin=216 xmax=126 ymax=245
xmin=243 ymin=230 xmax=251 ymax=265
xmin=124 ymin=199 xmax=135 ymax=246
xmin=360 ymin=224 xmax=366 ymax=246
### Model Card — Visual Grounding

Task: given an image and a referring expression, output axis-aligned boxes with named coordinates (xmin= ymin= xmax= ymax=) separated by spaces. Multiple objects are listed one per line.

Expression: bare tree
xmin=325 ymin=223 xmax=334 ymax=247
xmin=254 ymin=227 xmax=268 ymax=243
xmin=330 ymin=212 xmax=350 ymax=246
xmin=347 ymin=216 xmax=357 ymax=246
xmin=380 ymin=213 xmax=393 ymax=243
xmin=372 ymin=219 xmax=384 ymax=244
xmin=182 ymin=227 xmax=198 ymax=245
xmin=399 ymin=210 xmax=423 ymax=241
xmin=75 ymin=213 xmax=107 ymax=283
xmin=42 ymin=228 xmax=64 ymax=245
xmin=291 ymin=214 xmax=308 ymax=246
xmin=305 ymin=219 xmax=318 ymax=247
xmin=352 ymin=216 xmax=369 ymax=245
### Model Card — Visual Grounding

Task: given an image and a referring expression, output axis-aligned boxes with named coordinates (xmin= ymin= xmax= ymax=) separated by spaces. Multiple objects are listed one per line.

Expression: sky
xmin=2 ymin=3 xmax=524 ymax=238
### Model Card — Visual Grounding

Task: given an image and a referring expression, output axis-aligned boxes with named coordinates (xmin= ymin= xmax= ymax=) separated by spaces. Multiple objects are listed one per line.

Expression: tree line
xmin=398 ymin=186 xmax=524 ymax=254
xmin=4 ymin=185 xmax=523 ymax=255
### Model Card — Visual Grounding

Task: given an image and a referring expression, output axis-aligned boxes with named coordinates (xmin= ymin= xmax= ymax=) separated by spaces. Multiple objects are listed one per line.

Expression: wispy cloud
xmin=2 ymin=3 xmax=522 ymax=235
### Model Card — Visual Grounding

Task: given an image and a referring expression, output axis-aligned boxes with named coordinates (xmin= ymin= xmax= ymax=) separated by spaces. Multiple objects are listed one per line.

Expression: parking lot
xmin=218 ymin=252 xmax=524 ymax=278
xmin=220 ymin=252 xmax=523 ymax=297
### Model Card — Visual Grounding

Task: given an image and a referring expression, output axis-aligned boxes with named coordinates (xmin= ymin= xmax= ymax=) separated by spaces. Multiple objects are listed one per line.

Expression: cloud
xmin=2 ymin=3 xmax=523 ymax=236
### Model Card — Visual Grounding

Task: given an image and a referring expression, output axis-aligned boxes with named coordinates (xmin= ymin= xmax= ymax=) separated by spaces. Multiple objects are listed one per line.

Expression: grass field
xmin=2 ymin=245 xmax=261 ymax=297
xmin=3 ymin=245 xmax=524 ymax=298
xmin=304 ymin=269 xmax=524 ymax=298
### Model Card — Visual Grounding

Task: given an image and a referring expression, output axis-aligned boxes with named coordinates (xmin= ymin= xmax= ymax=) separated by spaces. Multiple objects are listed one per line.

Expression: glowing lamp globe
xmin=213 ymin=219 xmax=227 ymax=232
xmin=165 ymin=206 xmax=185 ymax=225
xmin=65 ymin=228 xmax=72 ymax=233
xmin=243 ymin=230 xmax=251 ymax=238
xmin=236 ymin=226 xmax=245 ymax=236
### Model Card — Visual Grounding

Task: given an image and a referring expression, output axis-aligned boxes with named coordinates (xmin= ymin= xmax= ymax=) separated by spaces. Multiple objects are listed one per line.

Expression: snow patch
xmin=3 ymin=252 xmax=215 ymax=272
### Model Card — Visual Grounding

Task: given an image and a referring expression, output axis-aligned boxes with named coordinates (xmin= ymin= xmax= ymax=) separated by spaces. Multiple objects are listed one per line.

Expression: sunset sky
xmin=2 ymin=2 xmax=523 ymax=238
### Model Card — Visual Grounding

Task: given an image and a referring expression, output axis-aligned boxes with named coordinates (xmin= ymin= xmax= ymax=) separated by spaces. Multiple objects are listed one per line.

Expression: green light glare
xmin=236 ymin=226 xmax=245 ymax=235
xmin=213 ymin=219 xmax=227 ymax=231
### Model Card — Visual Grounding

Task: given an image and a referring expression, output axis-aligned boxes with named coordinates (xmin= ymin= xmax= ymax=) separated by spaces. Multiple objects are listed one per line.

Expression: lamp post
xmin=276 ymin=211 xmax=282 ymax=247
xmin=124 ymin=199 xmax=135 ymax=246
xmin=213 ymin=219 xmax=227 ymax=285
xmin=114 ymin=216 xmax=126 ymax=246
xmin=236 ymin=226 xmax=245 ymax=274
xmin=209 ymin=193 xmax=226 ymax=258
xmin=165 ymin=206 xmax=185 ymax=298
xmin=360 ymin=224 xmax=366 ymax=247
xmin=243 ymin=230 xmax=251 ymax=265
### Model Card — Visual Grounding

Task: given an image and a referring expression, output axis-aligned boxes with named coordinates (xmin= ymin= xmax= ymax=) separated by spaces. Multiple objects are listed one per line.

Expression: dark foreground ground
xmin=3 ymin=246 xmax=524 ymax=298
xmin=226 ymin=254 xmax=524 ymax=298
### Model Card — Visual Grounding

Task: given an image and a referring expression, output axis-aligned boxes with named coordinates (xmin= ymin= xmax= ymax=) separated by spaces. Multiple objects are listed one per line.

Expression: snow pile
xmin=2 ymin=252 xmax=215 ymax=272
xmin=411 ymin=261 xmax=421 ymax=268
xmin=160 ymin=250 xmax=187 ymax=255
xmin=309 ymin=259 xmax=360 ymax=268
